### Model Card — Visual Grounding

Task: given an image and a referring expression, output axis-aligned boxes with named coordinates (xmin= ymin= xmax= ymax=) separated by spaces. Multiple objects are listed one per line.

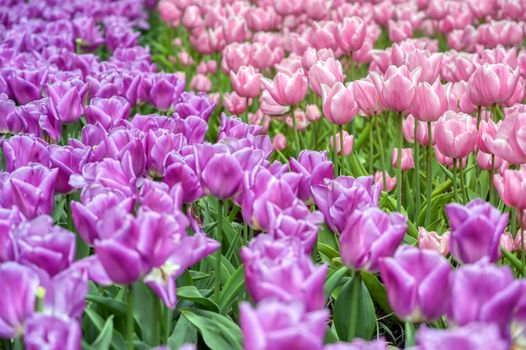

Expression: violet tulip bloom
xmin=240 ymin=300 xmax=328 ymax=350
xmin=324 ymin=339 xmax=388 ymax=350
xmin=241 ymin=235 xmax=327 ymax=311
xmin=380 ymin=245 xmax=451 ymax=322
xmin=445 ymin=199 xmax=508 ymax=264
xmin=24 ymin=314 xmax=81 ymax=350
xmin=289 ymin=150 xmax=334 ymax=202
xmin=340 ymin=207 xmax=407 ymax=272
xmin=46 ymin=80 xmax=87 ymax=124
xmin=312 ymin=176 xmax=381 ymax=234
xmin=415 ymin=323 xmax=508 ymax=350
xmin=0 ymin=262 xmax=39 ymax=338
xmin=449 ymin=262 xmax=520 ymax=332
xmin=85 ymin=96 xmax=131 ymax=130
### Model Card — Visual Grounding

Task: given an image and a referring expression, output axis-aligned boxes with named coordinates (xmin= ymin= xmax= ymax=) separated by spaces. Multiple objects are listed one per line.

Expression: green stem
xmin=152 ymin=299 xmax=161 ymax=346
xmin=333 ymin=124 xmax=339 ymax=176
xmin=375 ymin=115 xmax=387 ymax=190
xmin=291 ymin=105 xmax=301 ymax=153
xmin=348 ymin=271 xmax=361 ymax=341
xmin=165 ymin=307 xmax=173 ymax=344
xmin=339 ymin=125 xmax=346 ymax=175
xmin=489 ymin=154 xmax=495 ymax=204
xmin=127 ymin=285 xmax=134 ymax=350
xmin=459 ymin=160 xmax=468 ymax=202
xmin=214 ymin=200 xmax=224 ymax=302
xmin=520 ymin=209 xmax=525 ymax=276
xmin=395 ymin=112 xmax=403 ymax=212
xmin=452 ymin=159 xmax=459 ymax=202
xmin=413 ymin=119 xmax=421 ymax=218
xmin=13 ymin=338 xmax=23 ymax=350
xmin=424 ymin=122 xmax=433 ymax=226
xmin=313 ymin=119 xmax=318 ymax=150
xmin=369 ymin=117 xmax=374 ymax=174
xmin=405 ymin=322 xmax=416 ymax=347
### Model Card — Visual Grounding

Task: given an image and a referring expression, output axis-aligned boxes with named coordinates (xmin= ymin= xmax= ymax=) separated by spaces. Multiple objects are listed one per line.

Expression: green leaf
xmin=177 ymin=286 xmax=219 ymax=312
xmin=132 ymin=282 xmax=158 ymax=345
xmin=85 ymin=305 xmax=126 ymax=350
xmin=219 ymin=265 xmax=245 ymax=314
xmin=317 ymin=243 xmax=340 ymax=259
xmin=324 ymin=266 xmax=348 ymax=299
xmin=168 ymin=314 xmax=197 ymax=349
xmin=333 ymin=274 xmax=376 ymax=341
xmin=361 ymin=272 xmax=395 ymax=318
xmin=86 ymin=294 xmax=127 ymax=316
xmin=181 ymin=309 xmax=243 ymax=350
xmin=91 ymin=316 xmax=114 ymax=350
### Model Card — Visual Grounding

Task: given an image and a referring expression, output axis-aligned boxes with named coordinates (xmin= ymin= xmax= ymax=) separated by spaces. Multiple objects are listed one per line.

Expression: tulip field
xmin=4 ymin=0 xmax=526 ymax=349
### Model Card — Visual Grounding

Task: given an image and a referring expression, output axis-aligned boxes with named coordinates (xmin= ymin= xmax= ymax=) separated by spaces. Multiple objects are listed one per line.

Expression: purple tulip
xmin=6 ymin=69 xmax=47 ymax=104
xmin=139 ymin=180 xmax=184 ymax=215
xmin=379 ymin=245 xmax=451 ymax=322
xmin=164 ymin=152 xmax=204 ymax=203
xmin=0 ymin=262 xmax=39 ymax=338
xmin=174 ymin=92 xmax=215 ymax=122
xmin=173 ymin=115 xmax=208 ymax=144
xmin=145 ymin=129 xmax=186 ymax=177
xmin=85 ymin=96 xmax=131 ymax=130
xmin=445 ymin=199 xmax=508 ymax=264
xmin=2 ymin=134 xmax=50 ymax=172
xmin=289 ymin=150 xmax=334 ymax=202
xmin=149 ymin=74 xmax=185 ymax=110
xmin=312 ymin=176 xmax=380 ymax=233
xmin=49 ymin=144 xmax=91 ymax=194
xmin=218 ymin=114 xmax=262 ymax=141
xmin=340 ymin=207 xmax=407 ymax=272
xmin=241 ymin=235 xmax=327 ymax=311
xmin=24 ymin=314 xmax=81 ymax=350
xmin=43 ymin=269 xmax=88 ymax=319
xmin=240 ymin=300 xmax=328 ymax=350
xmin=324 ymin=339 xmax=389 ymax=350
xmin=46 ymin=80 xmax=88 ymax=124
xmin=0 ymin=164 xmax=58 ymax=219
xmin=415 ymin=323 xmax=508 ymax=350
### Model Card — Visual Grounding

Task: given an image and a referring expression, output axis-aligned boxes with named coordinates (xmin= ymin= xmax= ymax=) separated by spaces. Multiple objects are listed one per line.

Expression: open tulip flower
xmin=5 ymin=0 xmax=526 ymax=348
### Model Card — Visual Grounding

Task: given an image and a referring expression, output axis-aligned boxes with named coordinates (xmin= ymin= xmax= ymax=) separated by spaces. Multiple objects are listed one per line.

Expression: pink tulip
xmin=468 ymin=63 xmax=519 ymax=107
xmin=181 ymin=5 xmax=202 ymax=30
xmin=246 ymin=7 xmax=279 ymax=32
xmin=305 ymin=104 xmax=321 ymax=122
xmin=392 ymin=148 xmax=414 ymax=171
xmin=321 ymin=82 xmax=359 ymax=125
xmin=353 ymin=77 xmax=383 ymax=116
xmin=500 ymin=231 xmax=515 ymax=254
xmin=329 ymin=130 xmax=354 ymax=156
xmin=374 ymin=171 xmax=397 ymax=192
xmin=286 ymin=109 xmax=310 ymax=131
xmin=158 ymin=0 xmax=182 ymax=26
xmin=261 ymin=71 xmax=308 ymax=107
xmin=222 ymin=43 xmax=250 ymax=73
xmin=477 ymin=120 xmax=500 ymax=154
xmin=190 ymin=74 xmax=211 ymax=92
xmin=494 ymin=168 xmax=526 ymax=209
xmin=435 ymin=111 xmax=477 ymax=159
xmin=223 ymin=92 xmax=247 ymax=115
xmin=477 ymin=151 xmax=504 ymax=171
xmin=409 ymin=80 xmax=448 ymax=122
xmin=222 ymin=17 xmax=250 ymax=44
xmin=272 ymin=133 xmax=287 ymax=151
xmin=503 ymin=77 xmax=526 ymax=107
xmin=371 ymin=65 xmax=418 ymax=112
xmin=336 ymin=16 xmax=367 ymax=53
xmin=178 ymin=51 xmax=193 ymax=66
xmin=259 ymin=91 xmax=289 ymax=116
xmin=446 ymin=81 xmax=476 ymax=115
xmin=478 ymin=20 xmax=523 ymax=48
xmin=230 ymin=66 xmax=261 ymax=98
xmin=418 ymin=227 xmax=450 ymax=256
xmin=308 ymin=58 xmax=344 ymax=96
xmin=388 ymin=20 xmax=413 ymax=43
xmin=489 ymin=110 xmax=526 ymax=164
xmin=403 ymin=115 xmax=433 ymax=146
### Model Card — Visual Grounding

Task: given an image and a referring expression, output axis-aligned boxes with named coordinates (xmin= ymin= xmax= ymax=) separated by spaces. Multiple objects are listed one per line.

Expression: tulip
xmin=261 ymin=70 xmax=308 ymax=107
xmin=340 ymin=207 xmax=407 ymax=272
xmin=353 ymin=77 xmax=382 ymax=117
xmin=289 ymin=150 xmax=333 ymax=202
xmin=477 ymin=151 xmax=504 ymax=171
xmin=380 ymin=245 xmax=451 ymax=322
xmin=230 ymin=66 xmax=261 ymax=98
xmin=406 ymin=51 xmax=442 ymax=84
xmin=24 ymin=314 xmax=80 ymax=350
xmin=337 ymin=16 xmax=367 ymax=53
xmin=402 ymin=115 xmax=432 ymax=146
xmin=312 ymin=176 xmax=381 ymax=233
xmin=240 ymin=300 xmax=328 ymax=350
xmin=267 ymin=209 xmax=323 ymax=254
xmin=175 ymin=92 xmax=215 ymax=122
xmin=330 ymin=131 xmax=354 ymax=157
xmin=321 ymin=83 xmax=359 ymax=125
xmin=241 ymin=235 xmax=327 ymax=311
xmin=445 ymin=199 xmax=508 ymax=264
xmin=418 ymin=227 xmax=450 ymax=256
xmin=223 ymin=92 xmax=247 ymax=115
xmin=449 ymin=262 xmax=520 ymax=332
xmin=477 ymin=119 xmax=500 ymax=154
xmin=84 ymin=96 xmax=130 ymax=130
xmin=489 ymin=110 xmax=526 ymax=164
xmin=309 ymin=58 xmax=344 ymax=96
xmin=374 ymin=171 xmax=397 ymax=193
xmin=46 ymin=80 xmax=87 ymax=124
xmin=494 ymin=168 xmax=526 ymax=209
xmin=272 ymin=133 xmax=287 ymax=151
xmin=2 ymin=135 xmax=50 ymax=172
xmin=388 ymin=20 xmax=413 ymax=43
xmin=416 ymin=323 xmax=508 ymax=350
xmin=371 ymin=65 xmax=418 ymax=112
xmin=324 ymin=339 xmax=389 ymax=350
xmin=0 ymin=262 xmax=39 ymax=338
xmin=468 ymin=63 xmax=519 ymax=107
xmin=500 ymin=231 xmax=515 ymax=253
xmin=197 ymin=148 xmax=243 ymax=200
xmin=190 ymin=74 xmax=212 ymax=92
xmin=259 ymin=90 xmax=289 ymax=116
xmin=306 ymin=104 xmax=321 ymax=122
xmin=217 ymin=114 xmax=261 ymax=141
xmin=391 ymin=148 xmax=414 ymax=171
xmin=409 ymin=81 xmax=448 ymax=122
xmin=435 ymin=111 xmax=477 ymax=160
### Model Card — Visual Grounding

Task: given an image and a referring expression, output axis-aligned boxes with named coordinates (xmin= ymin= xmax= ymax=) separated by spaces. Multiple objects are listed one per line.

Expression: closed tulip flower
xmin=392 ymin=148 xmax=414 ymax=171
xmin=468 ymin=63 xmax=519 ymax=107
xmin=309 ymin=58 xmax=344 ymax=96
xmin=261 ymin=70 xmax=308 ymax=107
xmin=418 ymin=227 xmax=450 ymax=256
xmin=416 ymin=323 xmax=508 ymax=350
xmin=446 ymin=199 xmax=508 ymax=264
xmin=24 ymin=314 xmax=81 ymax=350
xmin=371 ymin=65 xmax=418 ymax=112
xmin=374 ymin=171 xmax=397 ymax=193
xmin=494 ymin=168 xmax=526 ymax=209
xmin=330 ymin=130 xmax=354 ymax=156
xmin=380 ymin=245 xmax=451 ymax=322
xmin=200 ymin=152 xmax=243 ymax=200
xmin=306 ymin=104 xmax=321 ymax=121
xmin=353 ymin=77 xmax=383 ymax=117
xmin=337 ymin=16 xmax=367 ymax=53
xmin=321 ymin=83 xmax=359 ymax=125
xmin=340 ymin=207 xmax=407 ymax=272
xmin=2 ymin=134 xmax=50 ymax=172
xmin=435 ymin=111 xmax=477 ymax=159
xmin=230 ymin=66 xmax=261 ymax=98
xmin=223 ymin=92 xmax=247 ymax=115
xmin=409 ymin=80 xmax=448 ymax=122
xmin=85 ymin=96 xmax=130 ymax=130
xmin=489 ymin=110 xmax=526 ymax=164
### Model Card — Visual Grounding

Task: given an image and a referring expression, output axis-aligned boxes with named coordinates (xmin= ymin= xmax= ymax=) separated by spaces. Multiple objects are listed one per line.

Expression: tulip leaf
xmin=168 ymin=315 xmax=198 ymax=349
xmin=177 ymin=286 xmax=219 ymax=312
xmin=86 ymin=294 xmax=128 ymax=316
xmin=219 ymin=264 xmax=246 ymax=314
xmin=180 ymin=308 xmax=243 ymax=350
xmin=333 ymin=273 xmax=376 ymax=341
xmin=132 ymin=282 xmax=160 ymax=345
xmin=84 ymin=308 xmax=126 ymax=350
xmin=324 ymin=266 xmax=348 ymax=299
xmin=318 ymin=243 xmax=340 ymax=260
xmin=91 ymin=315 xmax=114 ymax=350
xmin=361 ymin=272 xmax=396 ymax=319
